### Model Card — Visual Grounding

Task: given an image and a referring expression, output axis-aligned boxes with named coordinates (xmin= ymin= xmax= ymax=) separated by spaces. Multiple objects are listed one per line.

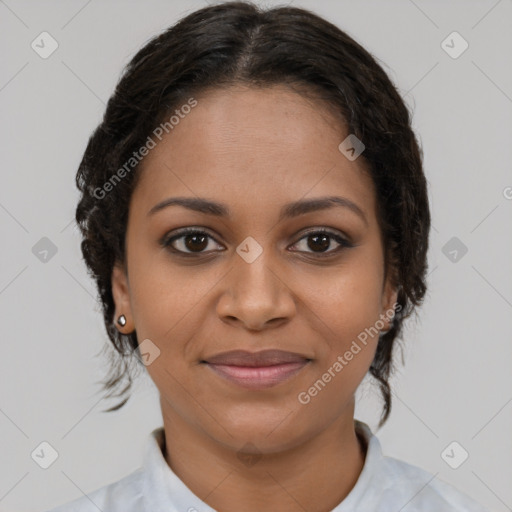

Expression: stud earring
xmin=117 ymin=314 xmax=127 ymax=327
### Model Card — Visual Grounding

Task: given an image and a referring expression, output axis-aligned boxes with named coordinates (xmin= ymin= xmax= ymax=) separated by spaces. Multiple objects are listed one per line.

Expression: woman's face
xmin=112 ymin=84 xmax=397 ymax=453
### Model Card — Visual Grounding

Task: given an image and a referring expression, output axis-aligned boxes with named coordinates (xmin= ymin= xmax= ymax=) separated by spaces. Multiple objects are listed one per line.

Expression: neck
xmin=161 ymin=400 xmax=367 ymax=512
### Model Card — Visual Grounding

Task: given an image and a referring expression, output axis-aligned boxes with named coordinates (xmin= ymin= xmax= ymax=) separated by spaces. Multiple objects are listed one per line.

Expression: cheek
xmin=301 ymin=258 xmax=384 ymax=338
xmin=127 ymin=254 xmax=229 ymax=373
xmin=127 ymin=242 xmax=202 ymax=334
xmin=296 ymin=265 xmax=383 ymax=419
xmin=295 ymin=254 xmax=384 ymax=396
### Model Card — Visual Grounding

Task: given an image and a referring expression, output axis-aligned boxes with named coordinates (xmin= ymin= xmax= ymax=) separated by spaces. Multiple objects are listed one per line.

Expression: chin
xmin=209 ymin=410 xmax=313 ymax=454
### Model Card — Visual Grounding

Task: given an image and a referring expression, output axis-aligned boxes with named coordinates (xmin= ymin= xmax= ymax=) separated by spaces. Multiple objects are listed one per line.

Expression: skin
xmin=111 ymin=84 xmax=398 ymax=512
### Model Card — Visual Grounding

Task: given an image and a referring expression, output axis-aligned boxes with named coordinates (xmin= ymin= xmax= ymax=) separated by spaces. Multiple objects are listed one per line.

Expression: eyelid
xmin=295 ymin=227 xmax=351 ymax=244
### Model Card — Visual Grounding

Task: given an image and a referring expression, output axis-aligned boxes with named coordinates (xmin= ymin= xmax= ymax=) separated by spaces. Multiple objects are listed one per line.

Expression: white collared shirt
xmin=46 ymin=420 xmax=489 ymax=511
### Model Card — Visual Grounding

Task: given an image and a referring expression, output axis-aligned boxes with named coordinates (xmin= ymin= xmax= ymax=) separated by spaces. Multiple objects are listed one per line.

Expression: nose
xmin=216 ymin=251 xmax=296 ymax=331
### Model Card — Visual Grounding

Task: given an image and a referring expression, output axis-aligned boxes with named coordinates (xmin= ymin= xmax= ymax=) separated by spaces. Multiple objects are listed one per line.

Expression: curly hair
xmin=75 ymin=0 xmax=430 ymax=428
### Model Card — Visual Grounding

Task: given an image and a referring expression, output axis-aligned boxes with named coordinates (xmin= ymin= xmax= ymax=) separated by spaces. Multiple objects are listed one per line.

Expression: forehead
xmin=131 ymin=84 xmax=376 ymax=223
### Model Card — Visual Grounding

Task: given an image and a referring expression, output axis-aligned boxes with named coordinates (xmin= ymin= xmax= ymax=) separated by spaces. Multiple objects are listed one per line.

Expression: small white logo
xmin=338 ymin=134 xmax=365 ymax=161
xmin=135 ymin=339 xmax=161 ymax=366
xmin=441 ymin=441 xmax=469 ymax=469
xmin=31 ymin=441 xmax=59 ymax=469
xmin=441 ymin=32 xmax=469 ymax=59
xmin=31 ymin=32 xmax=59 ymax=59
xmin=236 ymin=236 xmax=263 ymax=264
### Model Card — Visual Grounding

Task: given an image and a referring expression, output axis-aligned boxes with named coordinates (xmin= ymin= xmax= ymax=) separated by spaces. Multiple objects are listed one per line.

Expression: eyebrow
xmin=148 ymin=195 xmax=368 ymax=226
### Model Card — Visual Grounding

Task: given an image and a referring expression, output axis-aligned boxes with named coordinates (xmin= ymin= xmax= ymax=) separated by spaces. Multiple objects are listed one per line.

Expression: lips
xmin=203 ymin=349 xmax=310 ymax=366
xmin=202 ymin=349 xmax=311 ymax=389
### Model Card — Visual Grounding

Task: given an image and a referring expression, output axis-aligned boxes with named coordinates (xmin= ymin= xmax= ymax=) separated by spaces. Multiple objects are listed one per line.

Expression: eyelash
xmin=161 ymin=227 xmax=353 ymax=258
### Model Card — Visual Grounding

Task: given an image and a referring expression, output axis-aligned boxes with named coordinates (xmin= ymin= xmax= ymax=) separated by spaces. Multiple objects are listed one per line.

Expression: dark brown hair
xmin=76 ymin=1 xmax=430 ymax=427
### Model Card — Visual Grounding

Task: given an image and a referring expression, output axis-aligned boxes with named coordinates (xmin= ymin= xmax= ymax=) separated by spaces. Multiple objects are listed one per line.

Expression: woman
xmin=47 ymin=1 xmax=488 ymax=510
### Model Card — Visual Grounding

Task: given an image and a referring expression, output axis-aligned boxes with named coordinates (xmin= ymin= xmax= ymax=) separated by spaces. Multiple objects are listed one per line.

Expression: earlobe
xmin=111 ymin=262 xmax=134 ymax=332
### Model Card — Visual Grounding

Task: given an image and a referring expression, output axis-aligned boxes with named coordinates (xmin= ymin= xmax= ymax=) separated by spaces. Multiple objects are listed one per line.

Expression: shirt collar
xmin=141 ymin=419 xmax=382 ymax=511
xmin=331 ymin=419 xmax=384 ymax=510
xmin=142 ymin=427 xmax=218 ymax=512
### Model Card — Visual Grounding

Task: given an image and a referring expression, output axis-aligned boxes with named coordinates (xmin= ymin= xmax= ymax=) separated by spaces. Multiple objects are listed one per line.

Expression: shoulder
xmin=375 ymin=455 xmax=489 ymax=511
xmin=351 ymin=421 xmax=489 ymax=512
xmin=45 ymin=468 xmax=144 ymax=512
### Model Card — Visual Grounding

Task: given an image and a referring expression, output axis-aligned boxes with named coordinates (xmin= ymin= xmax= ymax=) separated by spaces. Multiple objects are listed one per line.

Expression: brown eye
xmin=290 ymin=229 xmax=352 ymax=256
xmin=161 ymin=227 xmax=352 ymax=258
xmin=162 ymin=229 xmax=222 ymax=254
xmin=307 ymin=233 xmax=330 ymax=252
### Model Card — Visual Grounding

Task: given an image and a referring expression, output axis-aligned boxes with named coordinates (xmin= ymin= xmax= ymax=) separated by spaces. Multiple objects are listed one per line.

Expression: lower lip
xmin=205 ymin=361 xmax=310 ymax=390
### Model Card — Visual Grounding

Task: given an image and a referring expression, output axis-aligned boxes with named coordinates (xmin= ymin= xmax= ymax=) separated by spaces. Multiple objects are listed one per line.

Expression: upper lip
xmin=202 ymin=349 xmax=311 ymax=367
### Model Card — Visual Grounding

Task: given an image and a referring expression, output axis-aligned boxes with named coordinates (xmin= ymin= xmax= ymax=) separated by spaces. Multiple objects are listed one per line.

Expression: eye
xmin=161 ymin=228 xmax=223 ymax=255
xmin=161 ymin=227 xmax=353 ymax=257
xmin=289 ymin=229 xmax=353 ymax=256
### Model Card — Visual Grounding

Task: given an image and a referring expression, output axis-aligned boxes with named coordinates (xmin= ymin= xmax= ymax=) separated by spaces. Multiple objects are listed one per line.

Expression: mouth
xmin=201 ymin=349 xmax=312 ymax=390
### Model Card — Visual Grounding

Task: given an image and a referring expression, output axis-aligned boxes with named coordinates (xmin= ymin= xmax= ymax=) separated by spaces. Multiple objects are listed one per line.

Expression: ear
xmin=381 ymin=276 xmax=399 ymax=329
xmin=111 ymin=261 xmax=134 ymax=333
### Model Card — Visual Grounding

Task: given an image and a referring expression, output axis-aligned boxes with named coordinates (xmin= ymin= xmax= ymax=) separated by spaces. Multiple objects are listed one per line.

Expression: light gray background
xmin=1 ymin=0 xmax=511 ymax=511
